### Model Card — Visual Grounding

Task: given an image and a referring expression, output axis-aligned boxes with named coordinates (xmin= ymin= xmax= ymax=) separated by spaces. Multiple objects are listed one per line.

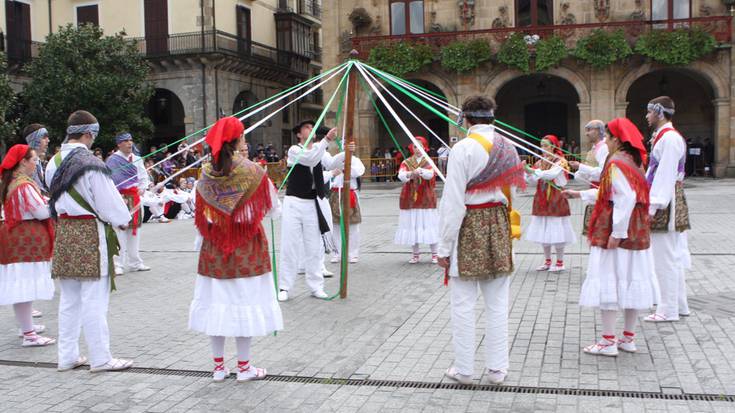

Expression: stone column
xmin=577 ymin=103 xmax=592 ymax=152
xmin=713 ymin=97 xmax=733 ymax=177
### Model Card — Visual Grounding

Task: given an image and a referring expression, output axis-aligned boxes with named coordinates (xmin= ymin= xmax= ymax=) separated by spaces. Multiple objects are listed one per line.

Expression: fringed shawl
xmin=466 ymin=134 xmax=526 ymax=194
xmin=195 ymin=156 xmax=273 ymax=257
xmin=3 ymin=173 xmax=55 ymax=245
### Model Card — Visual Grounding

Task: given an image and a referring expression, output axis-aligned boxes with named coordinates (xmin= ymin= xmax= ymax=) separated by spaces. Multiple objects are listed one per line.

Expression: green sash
xmin=54 ymin=153 xmax=120 ymax=291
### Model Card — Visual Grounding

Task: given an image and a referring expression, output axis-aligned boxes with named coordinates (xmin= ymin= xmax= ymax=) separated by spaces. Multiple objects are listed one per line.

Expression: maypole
xmin=339 ymin=51 xmax=360 ymax=299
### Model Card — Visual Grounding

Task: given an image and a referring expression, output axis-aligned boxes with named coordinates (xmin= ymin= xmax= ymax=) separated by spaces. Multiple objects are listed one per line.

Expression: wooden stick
xmin=340 ymin=52 xmax=359 ymax=299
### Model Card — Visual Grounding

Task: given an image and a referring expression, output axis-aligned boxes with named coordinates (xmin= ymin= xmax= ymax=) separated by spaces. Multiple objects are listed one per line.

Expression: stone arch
xmin=484 ymin=65 xmax=591 ymax=105
xmin=145 ymin=88 xmax=186 ymax=147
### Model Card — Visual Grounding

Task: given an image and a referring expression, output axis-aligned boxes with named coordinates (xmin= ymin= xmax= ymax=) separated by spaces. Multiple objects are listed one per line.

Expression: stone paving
xmin=0 ymin=177 xmax=734 ymax=412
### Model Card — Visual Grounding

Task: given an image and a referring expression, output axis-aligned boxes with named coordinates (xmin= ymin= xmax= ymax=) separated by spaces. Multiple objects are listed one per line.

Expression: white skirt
xmin=523 ymin=216 xmax=577 ymax=245
xmin=394 ymin=209 xmax=440 ymax=246
xmin=579 ymin=246 xmax=660 ymax=311
xmin=188 ymin=273 xmax=284 ymax=337
xmin=0 ymin=262 xmax=55 ymax=306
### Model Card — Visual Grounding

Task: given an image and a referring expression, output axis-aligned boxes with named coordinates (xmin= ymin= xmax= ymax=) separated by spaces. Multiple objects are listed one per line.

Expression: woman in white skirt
xmin=565 ymin=118 xmax=660 ymax=356
xmin=189 ymin=117 xmax=283 ymax=382
xmin=0 ymin=144 xmax=56 ymax=347
xmin=394 ymin=137 xmax=440 ymax=264
xmin=524 ymin=135 xmax=576 ymax=272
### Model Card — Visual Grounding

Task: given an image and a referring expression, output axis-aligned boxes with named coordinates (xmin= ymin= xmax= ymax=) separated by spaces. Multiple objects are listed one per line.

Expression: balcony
xmin=132 ymin=30 xmax=310 ymax=80
xmin=352 ymin=16 xmax=732 ymax=56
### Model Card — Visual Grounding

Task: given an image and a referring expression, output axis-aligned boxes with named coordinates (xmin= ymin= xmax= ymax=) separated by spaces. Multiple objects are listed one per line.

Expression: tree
xmin=22 ymin=24 xmax=154 ymax=150
xmin=0 ymin=52 xmax=19 ymax=153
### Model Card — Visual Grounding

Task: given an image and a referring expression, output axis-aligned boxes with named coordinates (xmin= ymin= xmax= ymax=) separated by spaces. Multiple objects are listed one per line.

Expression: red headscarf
xmin=0 ymin=144 xmax=31 ymax=174
xmin=205 ymin=117 xmax=245 ymax=163
xmin=409 ymin=136 xmax=428 ymax=155
xmin=541 ymin=135 xmax=564 ymax=157
xmin=607 ymin=118 xmax=647 ymax=166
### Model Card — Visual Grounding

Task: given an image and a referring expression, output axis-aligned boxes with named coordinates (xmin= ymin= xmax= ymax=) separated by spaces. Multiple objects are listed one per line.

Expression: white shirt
xmin=647 ymin=122 xmax=686 ymax=214
xmin=328 ymin=154 xmax=365 ymax=189
xmin=286 ymin=140 xmax=339 ymax=192
xmin=580 ymin=165 xmax=636 ymax=239
xmin=112 ymin=150 xmax=150 ymax=191
xmin=45 ymin=143 xmax=131 ymax=227
xmin=17 ymin=184 xmax=51 ymax=221
xmin=437 ymin=124 xmax=510 ymax=258
xmin=526 ymin=160 xmax=569 ymax=188
xmin=577 ymin=140 xmax=609 ymax=183
xmin=397 ymin=155 xmax=435 ymax=182
xmin=437 ymin=146 xmax=450 ymax=160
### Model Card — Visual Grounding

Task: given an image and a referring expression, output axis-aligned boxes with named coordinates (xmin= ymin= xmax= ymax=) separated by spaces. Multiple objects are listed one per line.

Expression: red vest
xmin=587 ymin=155 xmax=651 ymax=250
xmin=531 ymin=160 xmax=570 ymax=217
xmin=197 ymin=227 xmax=272 ymax=279
xmin=399 ymin=157 xmax=437 ymax=210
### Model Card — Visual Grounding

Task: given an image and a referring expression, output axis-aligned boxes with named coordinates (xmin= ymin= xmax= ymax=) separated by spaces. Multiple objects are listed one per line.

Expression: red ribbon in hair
xmin=205 ymin=117 xmax=244 ymax=163
xmin=0 ymin=145 xmax=30 ymax=174
xmin=409 ymin=136 xmax=428 ymax=155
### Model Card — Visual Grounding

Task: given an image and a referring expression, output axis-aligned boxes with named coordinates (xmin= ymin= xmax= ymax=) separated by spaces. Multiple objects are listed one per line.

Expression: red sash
xmin=119 ymin=187 xmax=141 ymax=235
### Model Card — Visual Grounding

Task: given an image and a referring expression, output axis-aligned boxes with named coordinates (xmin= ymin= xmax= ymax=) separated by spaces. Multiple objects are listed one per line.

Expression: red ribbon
xmin=119 ymin=187 xmax=141 ymax=235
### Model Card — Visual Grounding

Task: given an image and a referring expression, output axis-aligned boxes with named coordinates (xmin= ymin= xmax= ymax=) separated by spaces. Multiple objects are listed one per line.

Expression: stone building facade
xmin=322 ymin=0 xmax=735 ymax=177
xmin=2 ymin=0 xmax=324 ymax=149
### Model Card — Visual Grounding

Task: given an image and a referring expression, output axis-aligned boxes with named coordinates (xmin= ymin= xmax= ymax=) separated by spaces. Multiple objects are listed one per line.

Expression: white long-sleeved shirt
xmin=111 ymin=150 xmax=150 ymax=192
xmin=328 ymin=154 xmax=365 ymax=189
xmin=437 ymin=124 xmax=511 ymax=258
xmin=16 ymin=184 xmax=51 ymax=221
xmin=580 ymin=165 xmax=636 ymax=239
xmin=526 ymin=160 xmax=569 ymax=188
xmin=576 ymin=140 xmax=609 ymax=183
xmin=647 ymin=122 xmax=685 ymax=216
xmin=286 ymin=139 xmax=339 ymax=191
xmin=398 ymin=155 xmax=434 ymax=182
xmin=45 ymin=143 xmax=131 ymax=227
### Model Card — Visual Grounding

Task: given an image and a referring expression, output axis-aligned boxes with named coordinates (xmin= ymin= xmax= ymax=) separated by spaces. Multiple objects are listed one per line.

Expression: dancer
xmin=106 ymin=132 xmax=151 ymax=274
xmin=524 ymin=135 xmax=576 ymax=272
xmin=328 ymin=142 xmax=364 ymax=264
xmin=438 ymin=96 xmax=525 ymax=385
xmin=0 ymin=144 xmax=56 ymax=346
xmin=565 ymin=118 xmax=660 ymax=356
xmin=643 ymin=96 xmax=691 ymax=322
xmin=394 ymin=136 xmax=440 ymax=264
xmin=189 ymin=116 xmax=282 ymax=382
xmin=22 ymin=124 xmax=51 ymax=195
xmin=277 ymin=120 xmax=337 ymax=301
xmin=46 ymin=110 xmax=133 ymax=372
xmin=569 ymin=120 xmax=609 ymax=235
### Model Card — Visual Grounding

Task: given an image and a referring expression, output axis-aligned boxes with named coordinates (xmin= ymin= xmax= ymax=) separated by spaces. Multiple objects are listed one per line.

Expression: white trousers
xmin=278 ymin=196 xmax=324 ymax=293
xmin=450 ymin=276 xmax=510 ymax=376
xmin=58 ymin=277 xmax=112 ymax=368
xmin=651 ymin=232 xmax=689 ymax=319
xmin=333 ymin=224 xmax=360 ymax=259
xmin=113 ymin=228 xmax=143 ymax=270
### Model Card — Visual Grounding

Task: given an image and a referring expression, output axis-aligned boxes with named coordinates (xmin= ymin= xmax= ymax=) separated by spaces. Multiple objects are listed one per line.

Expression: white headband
xmin=647 ymin=103 xmax=675 ymax=120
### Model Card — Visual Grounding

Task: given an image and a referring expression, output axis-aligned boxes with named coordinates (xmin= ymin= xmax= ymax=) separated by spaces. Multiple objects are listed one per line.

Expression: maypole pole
xmin=339 ymin=50 xmax=360 ymax=299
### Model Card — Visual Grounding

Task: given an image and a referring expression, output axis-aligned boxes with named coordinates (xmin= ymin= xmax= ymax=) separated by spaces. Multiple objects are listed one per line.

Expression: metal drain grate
xmin=1 ymin=359 xmax=732 ymax=402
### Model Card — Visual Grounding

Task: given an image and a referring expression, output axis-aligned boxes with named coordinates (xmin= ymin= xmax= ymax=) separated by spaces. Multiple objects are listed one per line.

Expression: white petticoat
xmin=579 ymin=246 xmax=660 ymax=310
xmin=0 ymin=261 xmax=55 ymax=306
xmin=523 ymin=216 xmax=577 ymax=245
xmin=394 ymin=209 xmax=440 ymax=245
xmin=188 ymin=273 xmax=284 ymax=337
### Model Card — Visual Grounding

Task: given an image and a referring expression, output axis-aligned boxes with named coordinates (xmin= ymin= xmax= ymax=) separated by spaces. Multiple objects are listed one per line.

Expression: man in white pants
xmin=46 ymin=110 xmax=133 ymax=372
xmin=106 ymin=132 xmax=151 ymax=274
xmin=643 ymin=96 xmax=691 ymax=322
xmin=437 ymin=96 xmax=524 ymax=385
xmin=277 ymin=121 xmax=337 ymax=301
xmin=327 ymin=143 xmax=364 ymax=263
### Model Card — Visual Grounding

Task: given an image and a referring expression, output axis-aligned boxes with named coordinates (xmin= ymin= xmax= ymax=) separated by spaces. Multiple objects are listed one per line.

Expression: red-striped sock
xmin=555 ymin=260 xmax=563 ymax=267
xmin=238 ymin=360 xmax=250 ymax=371
xmin=544 ymin=258 xmax=552 ymax=266
xmin=602 ymin=334 xmax=616 ymax=342
xmin=623 ymin=331 xmax=635 ymax=338
xmin=213 ymin=357 xmax=224 ymax=369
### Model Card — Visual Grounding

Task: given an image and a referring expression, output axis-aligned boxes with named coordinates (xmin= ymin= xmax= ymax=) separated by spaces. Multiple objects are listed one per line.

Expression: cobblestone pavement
xmin=0 ymin=178 xmax=734 ymax=412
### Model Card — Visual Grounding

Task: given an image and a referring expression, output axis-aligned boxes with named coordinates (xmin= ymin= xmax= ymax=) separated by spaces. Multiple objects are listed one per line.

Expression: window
xmin=390 ymin=1 xmax=424 ymax=35
xmin=76 ymin=4 xmax=99 ymax=27
xmin=144 ymin=0 xmax=169 ymax=54
xmin=236 ymin=6 xmax=252 ymax=54
xmin=4 ymin=0 xmax=32 ymax=61
xmin=652 ymin=0 xmax=690 ymax=20
xmin=516 ymin=0 xmax=553 ymax=27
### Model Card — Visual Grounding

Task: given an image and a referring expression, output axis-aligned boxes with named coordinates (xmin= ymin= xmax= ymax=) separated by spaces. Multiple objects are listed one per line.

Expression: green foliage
xmin=497 ymin=33 xmax=530 ymax=73
xmin=572 ymin=29 xmax=632 ymax=69
xmin=0 ymin=52 xmax=19 ymax=150
xmin=367 ymin=42 xmax=434 ymax=77
xmin=22 ymin=24 xmax=154 ymax=150
xmin=439 ymin=40 xmax=492 ymax=73
xmin=634 ymin=28 xmax=716 ymax=65
xmin=535 ymin=36 xmax=568 ymax=72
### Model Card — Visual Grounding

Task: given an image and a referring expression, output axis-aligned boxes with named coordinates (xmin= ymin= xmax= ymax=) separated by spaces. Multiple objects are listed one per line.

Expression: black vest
xmin=286 ymin=162 xmax=325 ymax=200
